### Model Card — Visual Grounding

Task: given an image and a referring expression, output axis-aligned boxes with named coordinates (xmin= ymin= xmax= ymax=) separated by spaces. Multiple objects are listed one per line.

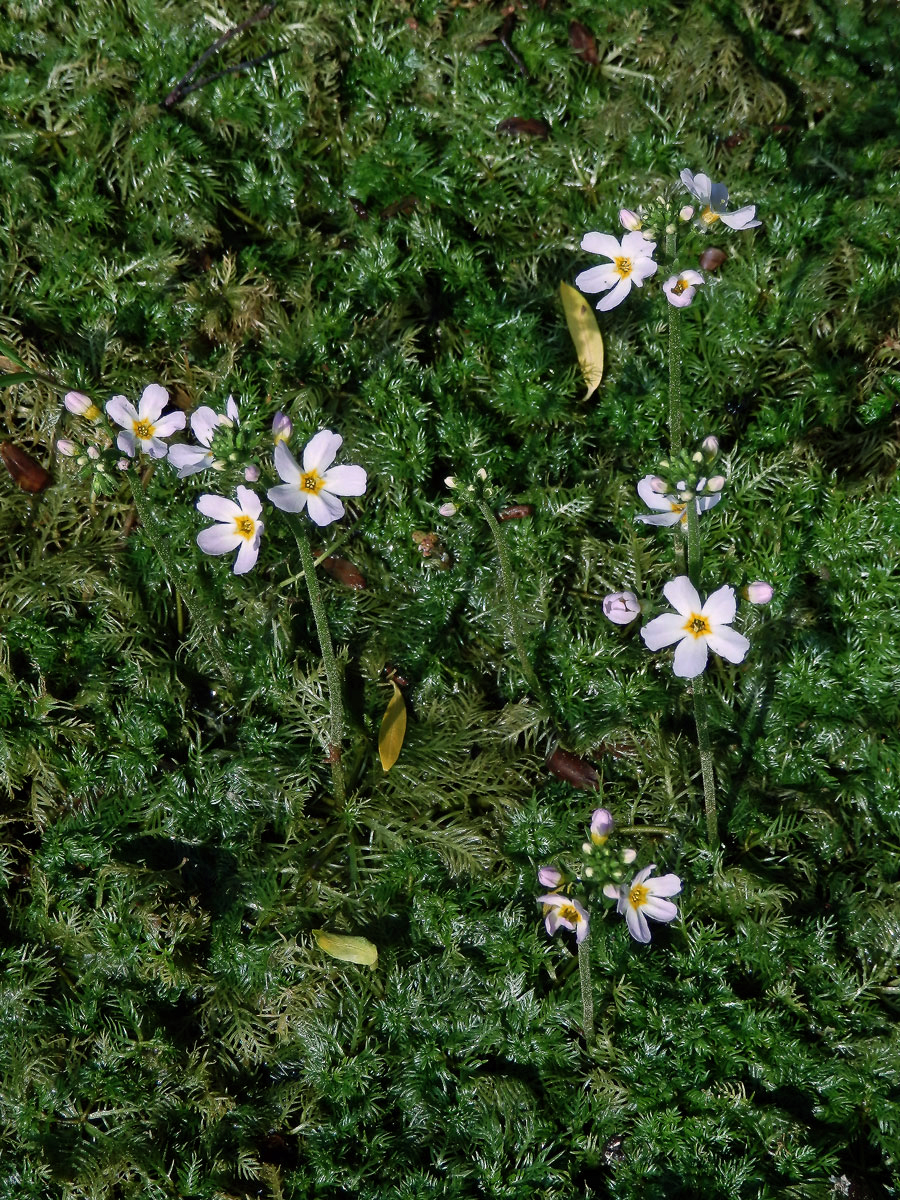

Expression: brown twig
xmin=164 ymin=2 xmax=280 ymax=108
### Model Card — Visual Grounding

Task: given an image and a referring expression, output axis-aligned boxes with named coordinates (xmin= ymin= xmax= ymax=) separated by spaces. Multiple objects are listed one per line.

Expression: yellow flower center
xmin=133 ymin=419 xmax=155 ymax=440
xmin=85 ymin=404 xmax=100 ymax=421
xmin=683 ymin=613 xmax=712 ymax=638
xmin=671 ymin=279 xmax=688 ymax=295
xmin=613 ymin=255 xmax=633 ymax=279
xmin=629 ymin=883 xmax=649 ymax=909
xmin=300 ymin=469 xmax=325 ymax=494
xmin=234 ymin=515 xmax=255 ymax=540
xmin=669 ymin=501 xmax=687 ymax=514
xmin=700 ymin=207 xmax=720 ymax=226
xmin=557 ymin=904 xmax=582 ymax=925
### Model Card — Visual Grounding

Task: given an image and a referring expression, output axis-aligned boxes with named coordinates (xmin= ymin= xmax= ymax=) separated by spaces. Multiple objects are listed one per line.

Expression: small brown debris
xmin=496 ymin=117 xmax=550 ymax=139
xmin=546 ymin=747 xmax=600 ymax=791
xmin=412 ymin=530 xmax=453 ymax=569
xmin=319 ymin=553 xmax=367 ymax=590
xmin=569 ymin=20 xmax=600 ymax=66
xmin=379 ymin=194 xmax=418 ymax=220
xmin=1 ymin=442 xmax=51 ymax=492
xmin=699 ymin=247 xmax=728 ymax=272
xmin=349 ymin=196 xmax=369 ymax=221
xmin=497 ymin=504 xmax=534 ymax=521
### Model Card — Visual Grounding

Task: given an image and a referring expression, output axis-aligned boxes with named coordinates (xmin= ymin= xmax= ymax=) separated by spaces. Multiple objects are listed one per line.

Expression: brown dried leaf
xmin=569 ymin=20 xmax=600 ymax=66
xmin=497 ymin=504 xmax=534 ymax=521
xmin=320 ymin=553 xmax=367 ymax=589
xmin=496 ymin=117 xmax=550 ymax=139
xmin=546 ymin=747 xmax=600 ymax=791
xmin=1 ymin=443 xmax=51 ymax=492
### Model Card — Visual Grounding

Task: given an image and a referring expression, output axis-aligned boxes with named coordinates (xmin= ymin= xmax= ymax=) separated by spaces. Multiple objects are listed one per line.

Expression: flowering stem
xmin=478 ymin=500 xmax=547 ymax=706
xmin=124 ymin=467 xmax=234 ymax=688
xmin=692 ymin=674 xmax=718 ymax=845
xmin=577 ymin=931 xmax=595 ymax=1045
xmin=684 ymin=493 xmax=702 ymax=586
xmin=667 ymin=305 xmax=682 ymax=456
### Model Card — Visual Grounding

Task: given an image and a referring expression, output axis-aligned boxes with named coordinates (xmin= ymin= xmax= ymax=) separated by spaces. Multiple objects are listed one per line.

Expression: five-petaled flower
xmin=575 ymin=230 xmax=658 ymax=311
xmin=169 ymin=396 xmax=239 ymax=478
xmin=680 ymin=169 xmax=761 ymax=231
xmin=663 ymin=270 xmax=705 ymax=308
xmin=635 ymin=475 xmax=721 ymax=527
xmin=107 ymin=384 xmax=186 ymax=459
xmin=603 ymin=864 xmax=681 ymax=943
xmin=196 ymin=485 xmax=264 ymax=575
xmin=267 ymin=430 xmax=367 ymax=526
xmin=537 ymin=893 xmax=590 ymax=943
xmin=641 ymin=575 xmax=750 ymax=678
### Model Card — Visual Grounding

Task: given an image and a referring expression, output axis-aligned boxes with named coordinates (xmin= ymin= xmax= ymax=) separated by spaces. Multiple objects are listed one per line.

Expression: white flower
xmin=537 ymin=893 xmax=590 ymax=943
xmin=641 ymin=575 xmax=750 ymax=678
xmin=267 ymin=430 xmax=367 ymax=526
xmin=680 ymin=169 xmax=761 ymax=230
xmin=574 ymin=230 xmax=658 ymax=312
xmin=663 ymin=270 xmax=705 ymax=308
xmin=196 ymin=485 xmax=264 ymax=575
xmin=168 ymin=397 xmax=239 ymax=478
xmin=635 ymin=475 xmax=721 ymax=527
xmin=603 ymin=591 xmax=641 ymax=625
xmin=106 ymin=384 xmax=186 ymax=459
xmin=603 ymin=864 xmax=681 ymax=943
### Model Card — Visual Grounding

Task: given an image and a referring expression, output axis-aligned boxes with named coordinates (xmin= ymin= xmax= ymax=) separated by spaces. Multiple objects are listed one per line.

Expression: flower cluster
xmin=537 ymin=809 xmax=681 ymax=945
xmin=575 ymin=167 xmax=759 ymax=312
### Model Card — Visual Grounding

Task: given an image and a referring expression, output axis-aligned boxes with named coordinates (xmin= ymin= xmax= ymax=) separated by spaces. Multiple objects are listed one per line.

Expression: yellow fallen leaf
xmin=313 ymin=930 xmax=378 ymax=967
xmin=378 ymin=680 xmax=407 ymax=772
xmin=560 ymin=281 xmax=604 ymax=399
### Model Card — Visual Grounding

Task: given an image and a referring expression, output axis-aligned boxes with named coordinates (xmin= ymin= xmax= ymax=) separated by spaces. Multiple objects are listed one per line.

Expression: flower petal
xmin=191 ymin=406 xmax=221 ymax=446
xmin=225 ymin=395 xmax=239 ymax=422
xmin=107 ymin=396 xmax=138 ymax=428
xmin=696 ymin=492 xmax=721 ymax=514
xmin=273 ymin=440 xmax=302 ymax=485
xmin=629 ymin=258 xmax=658 ymax=286
xmin=707 ymin=180 xmax=730 ymax=210
xmin=235 ymin=485 xmax=262 ymax=518
xmin=306 ymin=489 xmax=344 ymax=526
xmin=646 ymin=873 xmax=682 ymax=899
xmin=720 ymin=205 xmax=760 ymax=230
xmin=663 ymin=575 xmax=702 ymax=616
xmin=672 ymin=635 xmax=709 ymax=678
xmin=138 ymin=384 xmax=169 ymax=421
xmin=145 ymin=437 xmax=171 ymax=459
xmin=169 ymin=445 xmax=214 ymax=476
xmin=267 ymin=483 xmax=308 ymax=512
xmin=641 ymin=896 xmax=678 ymax=923
xmin=680 ymin=270 xmax=705 ymax=286
xmin=153 ymin=411 xmax=187 ymax=437
xmin=197 ymin=494 xmax=241 ymax=521
xmin=702 ymin=583 xmax=736 ymax=625
xmin=622 ymin=230 xmax=656 ymax=256
xmin=706 ymin=625 xmax=751 ymax=665
xmin=641 ymin=613 xmax=688 ymax=650
xmin=635 ymin=510 xmax=684 ymax=527
xmin=580 ymin=232 xmax=623 ymax=259
xmin=596 ymin=277 xmax=632 ymax=311
xmin=625 ymin=905 xmax=651 ymax=943
xmin=303 ymin=429 xmax=342 ymax=473
xmin=637 ymin=476 xmax=675 ymax=512
xmin=116 ymin=431 xmax=136 ymax=456
xmin=574 ymin=264 xmax=620 ymax=293
xmin=233 ymin=536 xmax=261 ymax=574
xmin=322 ymin=464 xmax=367 ymax=497
xmin=198 ymin=525 xmax=241 ymax=555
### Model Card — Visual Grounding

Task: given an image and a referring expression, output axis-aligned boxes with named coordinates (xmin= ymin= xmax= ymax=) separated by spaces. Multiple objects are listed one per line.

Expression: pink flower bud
xmin=701 ymin=435 xmax=719 ymax=457
xmin=745 ymin=581 xmax=773 ymax=605
xmin=438 ymin=502 xmax=457 ymax=517
xmin=590 ymin=808 xmax=613 ymax=844
xmin=244 ymin=464 xmax=261 ymax=482
xmin=64 ymin=391 xmax=93 ymax=416
xmin=621 ymin=847 xmax=637 ymax=864
xmin=706 ymin=475 xmax=726 ymax=492
xmin=57 ymin=438 xmax=77 ymax=457
xmin=602 ymin=591 xmax=641 ymax=625
xmin=619 ymin=208 xmax=642 ymax=231
xmin=537 ymin=865 xmax=563 ymax=888
xmin=86 ymin=445 xmax=100 ymax=460
xmin=116 ymin=458 xmax=130 ymax=470
xmin=272 ymin=411 xmax=292 ymax=444
xmin=647 ymin=475 xmax=669 ymax=494
xmin=679 ymin=205 xmax=694 ymax=221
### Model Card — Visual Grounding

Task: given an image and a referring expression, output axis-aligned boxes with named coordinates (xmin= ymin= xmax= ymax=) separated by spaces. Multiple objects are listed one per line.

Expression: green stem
xmin=577 ymin=930 xmax=595 ymax=1045
xmin=478 ymin=500 xmax=547 ymax=705
xmin=692 ymin=674 xmax=718 ymax=845
xmin=125 ymin=468 xmax=234 ymax=687
xmin=684 ymin=492 xmax=702 ymax=586
xmin=667 ymin=304 xmax=682 ymax=457
xmin=292 ymin=522 xmax=358 ymax=885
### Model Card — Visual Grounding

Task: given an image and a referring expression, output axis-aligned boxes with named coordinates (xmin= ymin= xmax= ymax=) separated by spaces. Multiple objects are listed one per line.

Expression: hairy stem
xmin=684 ymin=492 xmax=702 ymax=586
xmin=692 ymin=674 xmax=718 ymax=845
xmin=667 ymin=304 xmax=683 ymax=456
xmin=578 ymin=930 xmax=595 ymax=1045
xmin=125 ymin=467 xmax=234 ymax=687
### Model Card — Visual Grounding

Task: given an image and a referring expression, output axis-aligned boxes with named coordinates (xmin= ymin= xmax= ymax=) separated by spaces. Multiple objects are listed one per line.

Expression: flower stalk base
xmin=577 ymin=931 xmax=595 ymax=1045
xmin=692 ymin=673 xmax=719 ymax=845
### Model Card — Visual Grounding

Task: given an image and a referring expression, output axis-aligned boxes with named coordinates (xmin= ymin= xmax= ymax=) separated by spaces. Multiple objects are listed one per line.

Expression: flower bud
xmin=621 ymin=847 xmax=637 ymax=864
xmin=744 ymin=581 xmax=774 ymax=605
xmin=701 ymin=435 xmax=719 ymax=458
xmin=582 ymin=841 xmax=593 ymax=856
xmin=86 ymin=445 xmax=100 ymax=460
xmin=590 ymin=808 xmax=614 ymax=844
xmin=244 ymin=464 xmax=260 ymax=482
xmin=619 ymin=208 xmax=642 ymax=231
xmin=272 ymin=411 xmax=292 ymax=444
xmin=691 ymin=451 xmax=702 ymax=464
xmin=679 ymin=205 xmax=695 ymax=220
xmin=476 ymin=467 xmax=487 ymax=481
xmin=57 ymin=438 xmax=77 ymax=457
xmin=537 ymin=865 xmax=563 ymax=889
xmin=678 ymin=490 xmax=694 ymax=502
xmin=647 ymin=475 xmax=669 ymax=494
xmin=665 ymin=223 xmax=676 ymax=234
xmin=438 ymin=502 xmax=457 ymax=517
xmin=602 ymin=591 xmax=641 ymax=626
xmin=116 ymin=458 xmax=130 ymax=470
xmin=584 ymin=866 xmax=595 ymax=879
xmin=706 ymin=475 xmax=726 ymax=493
xmin=64 ymin=391 xmax=94 ymax=417
xmin=444 ymin=475 xmax=457 ymax=489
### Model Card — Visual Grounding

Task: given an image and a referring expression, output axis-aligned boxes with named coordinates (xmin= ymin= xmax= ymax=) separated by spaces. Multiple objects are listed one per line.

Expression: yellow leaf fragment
xmin=313 ymin=930 xmax=378 ymax=967
xmin=560 ymin=281 xmax=604 ymax=399
xmin=378 ymin=680 xmax=407 ymax=772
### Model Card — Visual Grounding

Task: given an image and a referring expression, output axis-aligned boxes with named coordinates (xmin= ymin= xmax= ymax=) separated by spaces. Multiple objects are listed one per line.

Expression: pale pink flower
xmin=680 ymin=169 xmax=760 ymax=230
xmin=537 ymin=893 xmax=590 ymax=943
xmin=106 ymin=384 xmax=186 ymax=459
xmin=267 ymin=430 xmax=367 ymax=526
xmin=537 ymin=866 xmax=563 ymax=889
xmin=590 ymin=809 xmax=613 ymax=844
xmin=635 ymin=475 xmax=721 ymax=528
xmin=745 ymin=581 xmax=774 ymax=605
xmin=574 ymin=230 xmax=658 ymax=312
xmin=603 ymin=591 xmax=641 ymax=625
xmin=641 ymin=576 xmax=750 ymax=678
xmin=603 ymin=864 xmax=681 ymax=943
xmin=196 ymin=485 xmax=264 ymax=575
xmin=663 ymin=270 xmax=705 ymax=308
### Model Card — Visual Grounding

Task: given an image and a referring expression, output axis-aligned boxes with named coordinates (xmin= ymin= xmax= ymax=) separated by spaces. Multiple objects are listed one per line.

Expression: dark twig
xmin=164 ymin=2 xmax=279 ymax=108
xmin=499 ymin=13 xmax=529 ymax=79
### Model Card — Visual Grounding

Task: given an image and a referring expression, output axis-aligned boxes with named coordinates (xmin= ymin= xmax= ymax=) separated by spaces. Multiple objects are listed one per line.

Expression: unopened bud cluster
xmin=654 ymin=436 xmax=724 ymax=502
xmin=440 ymin=467 xmax=494 ymax=516
xmin=537 ymin=807 xmax=637 ymax=902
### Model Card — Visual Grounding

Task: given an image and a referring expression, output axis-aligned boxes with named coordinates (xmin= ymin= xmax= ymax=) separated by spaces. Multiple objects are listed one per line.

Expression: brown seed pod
xmin=497 ymin=504 xmax=534 ymax=521
xmin=496 ymin=117 xmax=550 ymax=139
xmin=546 ymin=747 xmax=600 ymax=791
xmin=1 ymin=442 xmax=51 ymax=492
xmin=319 ymin=553 xmax=367 ymax=590
xmin=569 ymin=20 xmax=600 ymax=66
xmin=699 ymin=247 xmax=728 ymax=272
